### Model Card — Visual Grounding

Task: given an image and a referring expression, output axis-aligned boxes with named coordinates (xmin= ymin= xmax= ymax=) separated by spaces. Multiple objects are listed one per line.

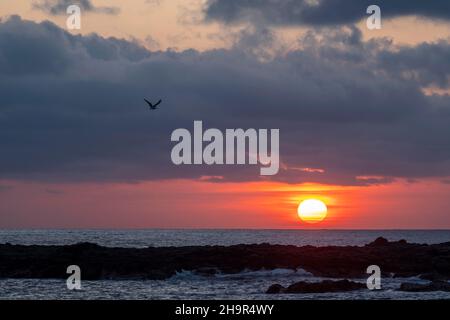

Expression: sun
xmin=298 ymin=199 xmax=328 ymax=223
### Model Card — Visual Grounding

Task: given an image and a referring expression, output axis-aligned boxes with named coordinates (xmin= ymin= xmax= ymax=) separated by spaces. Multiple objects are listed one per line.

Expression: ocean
xmin=0 ymin=229 xmax=449 ymax=300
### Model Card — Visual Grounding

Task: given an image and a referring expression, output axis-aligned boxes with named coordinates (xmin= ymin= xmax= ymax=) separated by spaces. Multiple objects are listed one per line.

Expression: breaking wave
xmin=170 ymin=268 xmax=313 ymax=280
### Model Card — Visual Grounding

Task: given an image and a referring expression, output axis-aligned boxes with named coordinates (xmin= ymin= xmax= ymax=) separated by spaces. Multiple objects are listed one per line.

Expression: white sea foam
xmin=170 ymin=268 xmax=313 ymax=280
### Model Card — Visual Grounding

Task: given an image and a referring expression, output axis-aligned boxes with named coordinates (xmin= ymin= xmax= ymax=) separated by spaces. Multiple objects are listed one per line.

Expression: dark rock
xmin=366 ymin=237 xmax=389 ymax=247
xmin=267 ymin=280 xmax=365 ymax=294
xmin=0 ymin=238 xmax=449 ymax=280
xmin=399 ymin=280 xmax=450 ymax=292
xmin=266 ymin=284 xmax=284 ymax=294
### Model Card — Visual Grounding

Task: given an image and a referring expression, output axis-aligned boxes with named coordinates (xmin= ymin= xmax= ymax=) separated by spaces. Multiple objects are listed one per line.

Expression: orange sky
xmin=2 ymin=178 xmax=450 ymax=229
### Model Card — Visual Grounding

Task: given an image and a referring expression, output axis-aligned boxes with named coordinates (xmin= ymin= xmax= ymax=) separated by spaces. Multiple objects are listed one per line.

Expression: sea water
xmin=0 ymin=229 xmax=449 ymax=300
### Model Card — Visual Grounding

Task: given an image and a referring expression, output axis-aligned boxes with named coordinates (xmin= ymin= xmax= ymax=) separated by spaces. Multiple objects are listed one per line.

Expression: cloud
xmin=1 ymin=16 xmax=450 ymax=186
xmin=144 ymin=35 xmax=160 ymax=51
xmin=378 ymin=41 xmax=450 ymax=89
xmin=0 ymin=185 xmax=13 ymax=192
xmin=204 ymin=0 xmax=450 ymax=26
xmin=33 ymin=0 xmax=120 ymax=15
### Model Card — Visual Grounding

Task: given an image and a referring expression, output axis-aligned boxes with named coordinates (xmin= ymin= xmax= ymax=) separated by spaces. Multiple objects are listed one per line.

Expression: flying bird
xmin=144 ymin=98 xmax=162 ymax=110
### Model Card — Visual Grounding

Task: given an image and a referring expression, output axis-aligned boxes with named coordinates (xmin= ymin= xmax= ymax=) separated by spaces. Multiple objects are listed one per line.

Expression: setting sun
xmin=298 ymin=199 xmax=328 ymax=223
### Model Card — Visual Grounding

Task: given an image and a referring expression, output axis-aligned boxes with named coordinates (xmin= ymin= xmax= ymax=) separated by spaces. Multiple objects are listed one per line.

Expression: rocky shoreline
xmin=0 ymin=237 xmax=449 ymax=283
xmin=267 ymin=280 xmax=366 ymax=294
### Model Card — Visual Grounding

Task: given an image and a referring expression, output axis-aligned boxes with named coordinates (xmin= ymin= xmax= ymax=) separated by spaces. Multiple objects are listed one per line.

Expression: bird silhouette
xmin=144 ymin=98 xmax=162 ymax=110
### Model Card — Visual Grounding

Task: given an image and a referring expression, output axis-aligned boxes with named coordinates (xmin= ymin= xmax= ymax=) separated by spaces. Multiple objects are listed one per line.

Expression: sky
xmin=1 ymin=0 xmax=450 ymax=229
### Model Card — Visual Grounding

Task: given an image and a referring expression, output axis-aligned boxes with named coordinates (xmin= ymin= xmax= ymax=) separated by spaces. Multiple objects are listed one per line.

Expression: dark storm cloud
xmin=33 ymin=0 xmax=120 ymax=15
xmin=378 ymin=41 xmax=450 ymax=89
xmin=204 ymin=0 xmax=450 ymax=26
xmin=0 ymin=16 xmax=149 ymax=76
xmin=1 ymin=16 xmax=450 ymax=185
